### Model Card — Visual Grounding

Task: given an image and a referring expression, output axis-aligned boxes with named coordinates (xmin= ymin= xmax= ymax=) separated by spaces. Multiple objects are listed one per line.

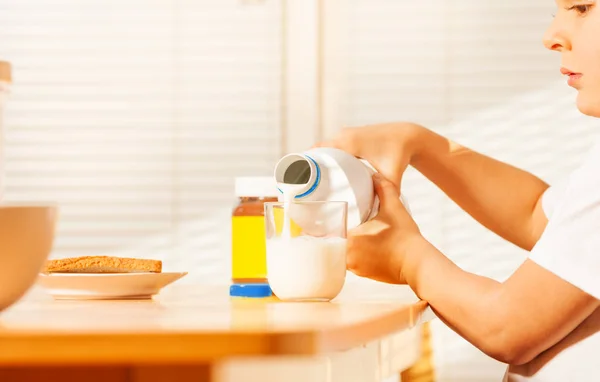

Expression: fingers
xmin=373 ymin=173 xmax=401 ymax=210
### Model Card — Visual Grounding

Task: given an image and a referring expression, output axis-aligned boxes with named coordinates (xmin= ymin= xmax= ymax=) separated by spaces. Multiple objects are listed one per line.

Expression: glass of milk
xmin=264 ymin=201 xmax=347 ymax=302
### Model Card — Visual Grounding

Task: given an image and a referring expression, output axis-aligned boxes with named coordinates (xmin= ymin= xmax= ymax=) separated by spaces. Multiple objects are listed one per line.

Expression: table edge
xmin=0 ymin=301 xmax=429 ymax=365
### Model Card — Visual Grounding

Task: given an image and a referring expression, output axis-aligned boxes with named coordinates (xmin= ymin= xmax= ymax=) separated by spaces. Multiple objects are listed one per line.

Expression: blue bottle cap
xmin=229 ymin=283 xmax=273 ymax=298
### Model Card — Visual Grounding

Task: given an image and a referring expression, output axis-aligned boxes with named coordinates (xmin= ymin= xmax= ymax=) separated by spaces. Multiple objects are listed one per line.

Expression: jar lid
xmin=0 ymin=61 xmax=11 ymax=83
xmin=229 ymin=283 xmax=273 ymax=298
xmin=235 ymin=176 xmax=278 ymax=197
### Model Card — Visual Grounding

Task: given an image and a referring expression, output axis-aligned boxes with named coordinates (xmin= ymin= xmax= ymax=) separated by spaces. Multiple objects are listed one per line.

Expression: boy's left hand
xmin=346 ymin=173 xmax=423 ymax=284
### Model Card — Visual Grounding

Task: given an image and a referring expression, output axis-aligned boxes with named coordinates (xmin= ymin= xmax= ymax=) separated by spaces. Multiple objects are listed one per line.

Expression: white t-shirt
xmin=505 ymin=143 xmax=600 ymax=381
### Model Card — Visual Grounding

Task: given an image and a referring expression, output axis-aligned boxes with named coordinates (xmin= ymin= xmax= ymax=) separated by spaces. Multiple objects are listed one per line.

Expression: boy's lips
xmin=561 ymin=67 xmax=582 ymax=87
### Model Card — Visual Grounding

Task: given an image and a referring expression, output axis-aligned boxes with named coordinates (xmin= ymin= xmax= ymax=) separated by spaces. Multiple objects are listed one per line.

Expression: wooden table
xmin=0 ymin=284 xmax=430 ymax=382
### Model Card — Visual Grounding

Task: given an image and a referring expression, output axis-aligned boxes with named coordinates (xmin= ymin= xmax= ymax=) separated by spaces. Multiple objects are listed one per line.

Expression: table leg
xmin=379 ymin=326 xmax=422 ymax=380
xmin=400 ymin=322 xmax=435 ymax=382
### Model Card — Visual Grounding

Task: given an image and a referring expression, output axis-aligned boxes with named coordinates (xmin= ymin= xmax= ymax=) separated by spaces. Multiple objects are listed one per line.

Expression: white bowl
xmin=0 ymin=205 xmax=58 ymax=311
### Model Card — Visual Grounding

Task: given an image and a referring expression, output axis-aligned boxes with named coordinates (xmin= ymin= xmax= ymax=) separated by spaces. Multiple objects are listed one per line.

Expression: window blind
xmin=0 ymin=0 xmax=283 ymax=278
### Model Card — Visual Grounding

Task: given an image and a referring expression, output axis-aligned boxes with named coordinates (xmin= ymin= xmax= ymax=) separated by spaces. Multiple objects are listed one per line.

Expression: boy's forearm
xmin=407 ymin=126 xmax=549 ymax=250
xmin=403 ymin=238 xmax=528 ymax=364
xmin=403 ymin=237 xmax=600 ymax=365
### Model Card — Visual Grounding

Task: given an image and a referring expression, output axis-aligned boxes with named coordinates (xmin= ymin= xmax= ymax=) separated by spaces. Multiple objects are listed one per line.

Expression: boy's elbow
xmin=478 ymin=325 xmax=540 ymax=365
xmin=485 ymin=343 xmax=536 ymax=365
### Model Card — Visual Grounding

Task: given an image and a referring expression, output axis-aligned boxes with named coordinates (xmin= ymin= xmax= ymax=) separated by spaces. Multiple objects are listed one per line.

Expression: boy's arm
xmin=410 ymin=127 xmax=550 ymax=250
xmin=405 ymin=132 xmax=600 ymax=365
xmin=404 ymin=240 xmax=600 ymax=365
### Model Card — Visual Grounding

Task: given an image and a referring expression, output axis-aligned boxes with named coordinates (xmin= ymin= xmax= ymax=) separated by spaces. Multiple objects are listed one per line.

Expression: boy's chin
xmin=576 ymin=92 xmax=600 ymax=118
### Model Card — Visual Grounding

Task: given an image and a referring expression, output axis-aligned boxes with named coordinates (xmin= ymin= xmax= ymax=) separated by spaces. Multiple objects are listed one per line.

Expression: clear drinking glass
xmin=264 ymin=201 xmax=348 ymax=302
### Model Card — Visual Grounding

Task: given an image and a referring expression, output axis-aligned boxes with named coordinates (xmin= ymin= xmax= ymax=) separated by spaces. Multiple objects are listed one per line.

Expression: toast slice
xmin=44 ymin=256 xmax=162 ymax=274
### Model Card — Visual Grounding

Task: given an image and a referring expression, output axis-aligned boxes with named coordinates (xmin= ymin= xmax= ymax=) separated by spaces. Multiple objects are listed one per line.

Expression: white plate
xmin=37 ymin=272 xmax=188 ymax=300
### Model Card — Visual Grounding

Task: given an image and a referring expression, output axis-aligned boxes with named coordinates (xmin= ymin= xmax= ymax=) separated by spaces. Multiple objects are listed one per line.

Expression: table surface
xmin=0 ymin=283 xmax=428 ymax=366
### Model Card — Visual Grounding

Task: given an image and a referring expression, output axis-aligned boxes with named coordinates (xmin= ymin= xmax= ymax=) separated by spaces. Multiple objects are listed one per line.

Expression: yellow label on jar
xmin=232 ymin=216 xmax=267 ymax=280
xmin=232 ymin=211 xmax=304 ymax=280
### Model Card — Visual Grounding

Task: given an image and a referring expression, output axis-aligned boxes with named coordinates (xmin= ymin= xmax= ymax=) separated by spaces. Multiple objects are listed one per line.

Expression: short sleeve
xmin=541 ymin=177 xmax=569 ymax=219
xmin=529 ymin=144 xmax=600 ymax=299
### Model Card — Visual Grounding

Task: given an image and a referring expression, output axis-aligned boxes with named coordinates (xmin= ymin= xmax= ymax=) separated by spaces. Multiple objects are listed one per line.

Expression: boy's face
xmin=544 ymin=1 xmax=600 ymax=117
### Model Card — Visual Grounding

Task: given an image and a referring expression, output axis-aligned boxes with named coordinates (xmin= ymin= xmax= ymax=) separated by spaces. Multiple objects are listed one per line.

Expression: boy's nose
xmin=543 ymin=19 xmax=571 ymax=52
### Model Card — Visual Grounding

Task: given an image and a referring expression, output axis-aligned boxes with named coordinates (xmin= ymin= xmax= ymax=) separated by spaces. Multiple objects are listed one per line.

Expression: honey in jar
xmin=231 ymin=177 xmax=278 ymax=287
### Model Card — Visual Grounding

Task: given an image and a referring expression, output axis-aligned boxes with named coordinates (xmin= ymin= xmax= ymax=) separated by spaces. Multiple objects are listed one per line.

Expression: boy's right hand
xmin=315 ymin=122 xmax=424 ymax=188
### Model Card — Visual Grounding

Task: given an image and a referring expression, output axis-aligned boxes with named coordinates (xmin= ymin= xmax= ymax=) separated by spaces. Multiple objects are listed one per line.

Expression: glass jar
xmin=231 ymin=177 xmax=278 ymax=286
